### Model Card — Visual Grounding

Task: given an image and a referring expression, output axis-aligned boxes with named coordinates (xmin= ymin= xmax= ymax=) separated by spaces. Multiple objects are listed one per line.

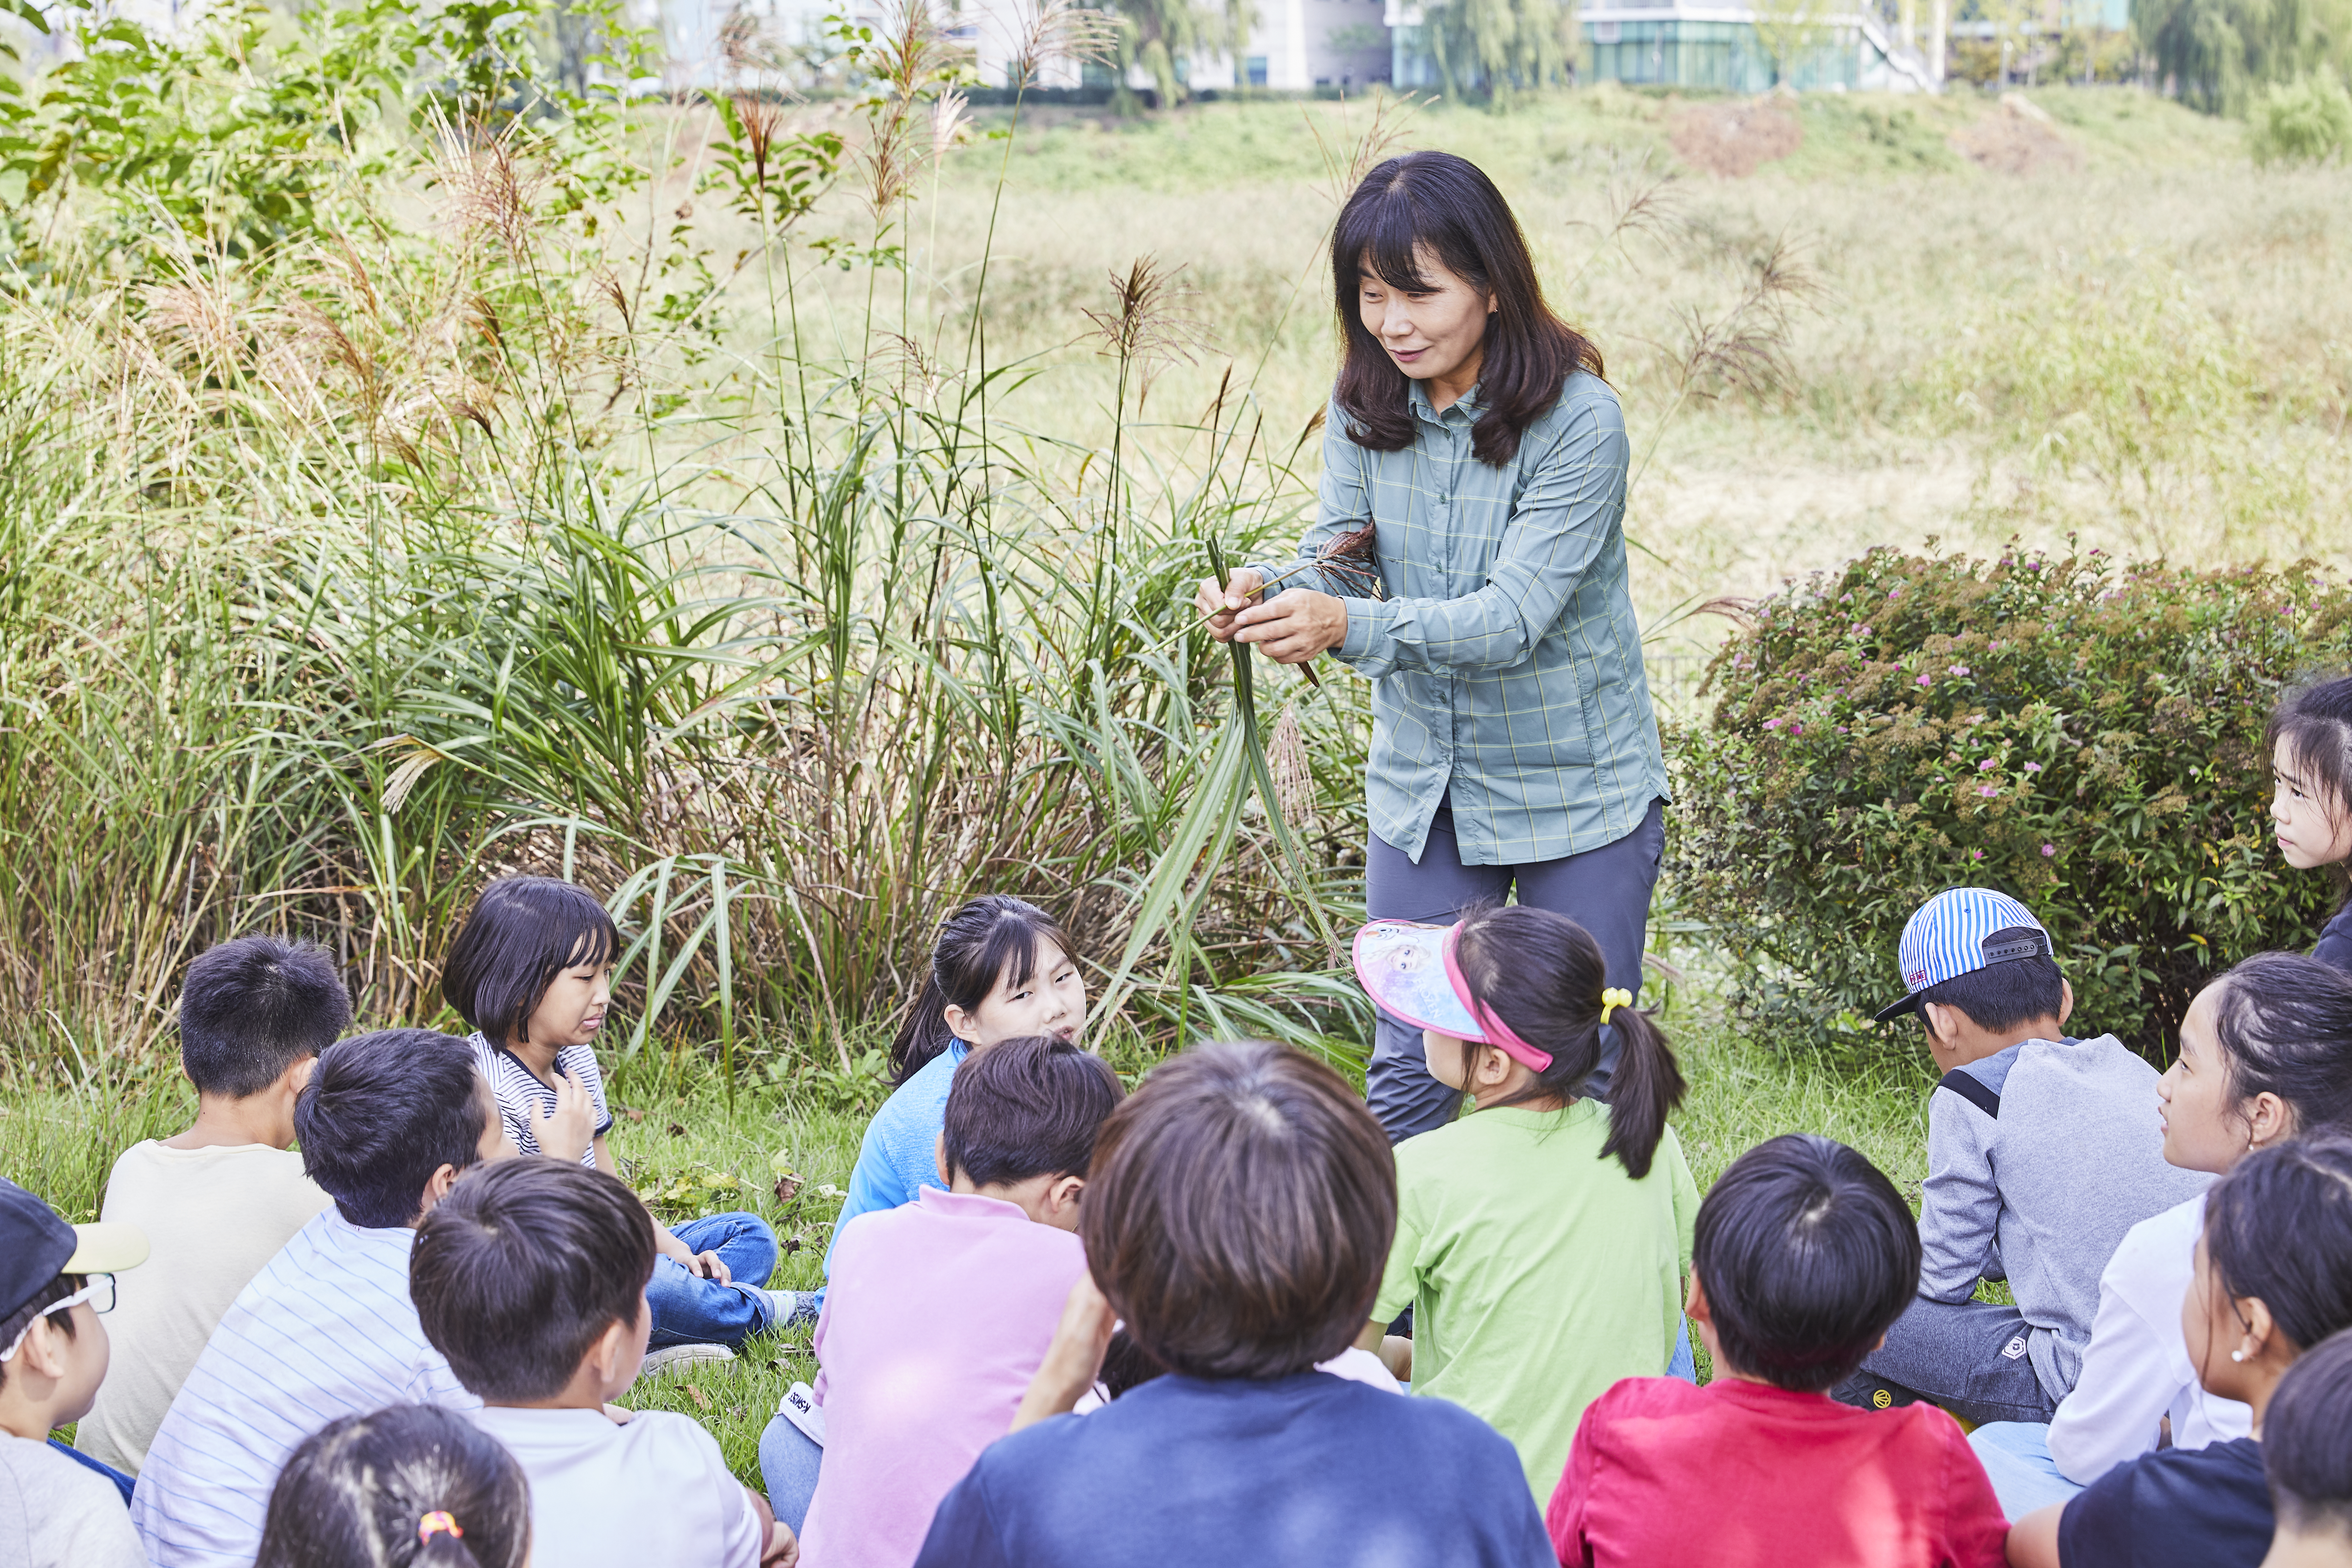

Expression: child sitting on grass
xmin=793 ymin=1034 xmax=1123 ymax=1568
xmin=1838 ymin=887 xmax=2208 ymax=1427
xmin=1548 ymin=1134 xmax=2008 ymax=1568
xmin=254 ymin=1404 xmax=531 ymax=1568
xmin=2007 ymin=1134 xmax=2352 ymax=1568
xmin=134 ymin=1029 xmax=516 ymax=1568
xmin=831 ymin=895 xmax=1089 ymax=1275
xmin=1975 ymin=952 xmax=2352 ymax=1517
xmin=2268 ymin=674 xmax=2352 ymax=972
xmin=77 ymin=935 xmax=340 ymax=1476
xmin=411 ymin=1159 xmax=797 ymax=1568
xmin=444 ymin=875 xmax=797 ymax=1359
xmin=0 ymin=1178 xmax=150 ymax=1568
xmin=1351 ymin=905 xmax=1697 ymax=1499
xmin=2259 ymin=1328 xmax=2352 ymax=1568
xmin=916 ymin=1040 xmax=1553 ymax=1568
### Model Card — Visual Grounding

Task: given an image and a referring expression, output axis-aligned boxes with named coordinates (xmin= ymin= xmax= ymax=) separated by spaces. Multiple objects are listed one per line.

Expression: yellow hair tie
xmin=417 ymin=1512 xmax=463 ymax=1545
xmin=1600 ymin=988 xmax=1635 ymax=1026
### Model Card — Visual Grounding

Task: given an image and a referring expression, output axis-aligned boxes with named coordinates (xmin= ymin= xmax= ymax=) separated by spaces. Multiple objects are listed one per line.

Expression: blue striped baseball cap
xmin=1873 ymin=887 xmax=2055 ymax=1023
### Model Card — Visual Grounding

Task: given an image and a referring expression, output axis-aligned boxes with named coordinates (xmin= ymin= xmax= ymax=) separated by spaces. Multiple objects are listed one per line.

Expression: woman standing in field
xmin=1197 ymin=151 xmax=1668 ymax=1142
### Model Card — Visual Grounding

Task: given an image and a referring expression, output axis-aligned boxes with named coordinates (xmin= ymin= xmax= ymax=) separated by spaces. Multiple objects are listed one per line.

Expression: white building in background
xmin=659 ymin=0 xmax=1392 ymax=93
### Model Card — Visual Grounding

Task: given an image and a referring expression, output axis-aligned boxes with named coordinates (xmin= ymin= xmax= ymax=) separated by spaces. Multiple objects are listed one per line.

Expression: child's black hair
xmin=255 ymin=1403 xmax=529 ymax=1568
xmin=179 ymin=935 xmax=351 ymax=1099
xmin=2265 ymin=1326 xmax=2352 ymax=1536
xmin=2202 ymin=1132 xmax=2352 ymax=1357
xmin=0 ymin=1273 xmax=83 ymax=1395
xmin=297 ymin=1030 xmax=490 ymax=1229
xmin=891 ymin=895 xmax=1077 ymax=1085
xmin=940 ymin=1034 xmax=1125 ymax=1188
xmin=1691 ymin=1134 xmax=1921 ymax=1393
xmin=1915 ymin=940 xmax=2067 ymax=1036
xmin=412 ymin=1159 xmax=656 ymax=1404
xmin=2206 ymin=952 xmax=2352 ymax=1137
xmin=2268 ymin=673 xmax=2352 ymax=913
xmin=1449 ymin=903 xmax=1685 ymax=1178
xmin=441 ymin=877 xmax=619 ymax=1049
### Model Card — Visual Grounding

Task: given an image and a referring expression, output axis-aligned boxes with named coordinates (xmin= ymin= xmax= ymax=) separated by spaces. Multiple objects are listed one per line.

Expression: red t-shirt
xmin=1546 ymin=1376 xmax=2010 ymax=1568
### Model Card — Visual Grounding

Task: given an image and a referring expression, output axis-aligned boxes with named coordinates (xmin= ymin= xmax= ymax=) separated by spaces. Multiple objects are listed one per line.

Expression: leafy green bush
xmin=1670 ymin=546 xmax=2352 ymax=1055
xmin=2248 ymin=74 xmax=2352 ymax=166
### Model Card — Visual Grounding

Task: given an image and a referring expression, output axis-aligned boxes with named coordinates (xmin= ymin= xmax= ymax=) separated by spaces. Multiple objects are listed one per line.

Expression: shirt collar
xmin=1407 ymin=378 xmax=1483 ymax=425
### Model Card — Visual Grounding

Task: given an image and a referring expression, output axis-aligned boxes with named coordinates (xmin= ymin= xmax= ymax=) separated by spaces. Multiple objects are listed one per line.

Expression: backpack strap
xmin=1936 ymin=1068 xmax=2002 ymax=1120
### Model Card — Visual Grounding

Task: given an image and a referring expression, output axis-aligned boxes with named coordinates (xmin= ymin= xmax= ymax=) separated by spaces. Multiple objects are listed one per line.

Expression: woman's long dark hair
xmin=889 ymin=894 xmax=1076 ymax=1084
xmin=1450 ymin=903 xmax=1684 ymax=1178
xmin=255 ymin=1404 xmax=529 ymax=1568
xmin=1332 ymin=151 xmax=1603 ymax=468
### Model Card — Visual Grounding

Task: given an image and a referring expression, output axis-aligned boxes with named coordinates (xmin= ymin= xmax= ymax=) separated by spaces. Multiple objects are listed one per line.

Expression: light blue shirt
xmin=823 ymin=1041 xmax=968 ymax=1277
xmin=1273 ymin=374 xmax=1668 ymax=866
xmin=132 ymin=1209 xmax=478 ymax=1567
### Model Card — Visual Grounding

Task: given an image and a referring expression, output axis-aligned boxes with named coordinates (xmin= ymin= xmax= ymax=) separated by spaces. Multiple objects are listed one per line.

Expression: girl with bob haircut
xmin=911 ymin=1040 xmax=1553 ymax=1567
xmin=442 ymin=875 xmax=792 ymax=1358
xmin=2007 ymin=1134 xmax=2352 ymax=1568
xmin=2267 ymin=673 xmax=2352 ymax=972
xmin=1352 ymin=904 xmax=1696 ymax=1499
xmin=1196 ymin=150 xmax=1670 ymax=1145
xmin=254 ymin=1403 xmax=529 ymax=1568
xmin=1971 ymin=952 xmax=2352 ymax=1518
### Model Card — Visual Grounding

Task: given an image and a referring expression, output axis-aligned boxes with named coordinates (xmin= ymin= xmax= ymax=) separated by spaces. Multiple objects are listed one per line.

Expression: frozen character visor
xmin=1352 ymin=920 xmax=1553 ymax=1072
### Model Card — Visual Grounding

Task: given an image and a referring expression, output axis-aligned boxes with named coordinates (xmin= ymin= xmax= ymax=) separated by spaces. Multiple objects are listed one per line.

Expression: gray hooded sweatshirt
xmin=1920 ymin=1033 xmax=2212 ymax=1402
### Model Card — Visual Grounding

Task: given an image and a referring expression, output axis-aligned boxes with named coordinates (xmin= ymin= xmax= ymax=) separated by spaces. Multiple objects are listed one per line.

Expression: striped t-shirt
xmin=131 ymin=1209 xmax=479 ymax=1568
xmin=468 ymin=1031 xmax=614 ymax=1165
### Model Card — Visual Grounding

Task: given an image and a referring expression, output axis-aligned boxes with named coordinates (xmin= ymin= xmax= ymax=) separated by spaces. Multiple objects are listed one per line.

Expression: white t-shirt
xmin=0 ymin=1436 xmax=147 ymax=1568
xmin=76 ymin=1141 xmax=331 ymax=1475
xmin=470 ymin=1405 xmax=764 ymax=1568
xmin=2046 ymin=1193 xmax=2252 ymax=1485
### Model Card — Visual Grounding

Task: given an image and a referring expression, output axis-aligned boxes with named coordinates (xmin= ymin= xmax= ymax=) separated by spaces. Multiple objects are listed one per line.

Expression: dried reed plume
xmin=1084 ymin=256 xmax=1209 ymax=407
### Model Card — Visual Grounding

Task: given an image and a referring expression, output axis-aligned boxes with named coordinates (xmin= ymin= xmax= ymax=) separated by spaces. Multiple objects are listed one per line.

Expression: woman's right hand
xmin=1194 ymin=568 xmax=1265 ymax=643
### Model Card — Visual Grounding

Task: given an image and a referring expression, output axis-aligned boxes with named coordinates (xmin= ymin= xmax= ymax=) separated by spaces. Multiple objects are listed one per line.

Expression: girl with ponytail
xmin=254 ymin=1404 xmax=529 ymax=1568
xmin=1351 ymin=903 xmax=1696 ymax=1500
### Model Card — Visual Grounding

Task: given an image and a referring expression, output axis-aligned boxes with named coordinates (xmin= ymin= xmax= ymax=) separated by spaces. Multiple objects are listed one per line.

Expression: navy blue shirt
xmin=2058 ymin=1436 xmax=2270 ymax=1568
xmin=2315 ymin=902 xmax=2352 ymax=976
xmin=913 ymin=1371 xmax=1554 ymax=1568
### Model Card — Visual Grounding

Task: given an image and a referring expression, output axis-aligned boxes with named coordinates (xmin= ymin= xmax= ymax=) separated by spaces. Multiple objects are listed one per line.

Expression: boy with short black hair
xmin=76 ymin=935 xmax=344 ymax=1476
xmin=1835 ymin=887 xmax=2209 ymax=1426
xmin=412 ymin=1158 xmax=796 ymax=1568
xmin=132 ymin=1028 xmax=516 ymax=1568
xmin=1549 ymin=1134 xmax=2009 ymax=1567
xmin=0 ymin=1176 xmax=151 ymax=1568
xmin=788 ymin=1034 xmax=1124 ymax=1568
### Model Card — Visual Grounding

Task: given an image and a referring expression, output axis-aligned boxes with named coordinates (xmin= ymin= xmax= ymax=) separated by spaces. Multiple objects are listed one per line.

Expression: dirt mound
xmin=1950 ymin=93 xmax=2082 ymax=175
xmin=1669 ymin=98 xmax=1804 ymax=178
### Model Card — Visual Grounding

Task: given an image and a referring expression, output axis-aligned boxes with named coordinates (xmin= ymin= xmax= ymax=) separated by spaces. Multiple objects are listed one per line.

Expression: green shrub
xmin=1670 ymin=546 xmax=2352 ymax=1056
xmin=2247 ymin=74 xmax=2352 ymax=166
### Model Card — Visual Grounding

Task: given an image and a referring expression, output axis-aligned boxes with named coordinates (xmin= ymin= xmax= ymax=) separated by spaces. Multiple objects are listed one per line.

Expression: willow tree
xmin=1107 ymin=0 xmax=1254 ymax=106
xmin=1414 ymin=0 xmax=1576 ymax=101
xmin=2134 ymin=0 xmax=2352 ymax=107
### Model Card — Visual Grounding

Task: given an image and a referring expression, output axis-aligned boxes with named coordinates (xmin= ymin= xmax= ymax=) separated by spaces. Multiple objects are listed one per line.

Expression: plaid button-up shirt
xmin=1274 ymin=372 xmax=1668 ymax=866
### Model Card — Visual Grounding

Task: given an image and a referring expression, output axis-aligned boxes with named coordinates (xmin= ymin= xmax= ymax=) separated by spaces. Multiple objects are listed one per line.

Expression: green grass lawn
xmin=4 ymin=962 xmax=1955 ymax=1486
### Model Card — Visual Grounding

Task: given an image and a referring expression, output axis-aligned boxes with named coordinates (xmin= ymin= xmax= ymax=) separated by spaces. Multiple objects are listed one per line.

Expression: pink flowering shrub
xmin=1669 ymin=545 xmax=2352 ymax=1054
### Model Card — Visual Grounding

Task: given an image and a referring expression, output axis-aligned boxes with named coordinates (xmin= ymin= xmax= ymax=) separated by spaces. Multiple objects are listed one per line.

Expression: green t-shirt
xmin=1373 ymin=1101 xmax=1699 ymax=1500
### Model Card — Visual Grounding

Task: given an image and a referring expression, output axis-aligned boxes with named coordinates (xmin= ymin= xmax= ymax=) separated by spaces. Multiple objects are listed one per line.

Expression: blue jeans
xmin=1969 ymin=1422 xmax=2084 ymax=1519
xmin=1668 ymin=1320 xmax=1697 ymax=1383
xmin=648 ymin=1211 xmax=779 ymax=1349
xmin=1364 ymin=797 xmax=1667 ymax=1141
xmin=759 ymin=1414 xmax=823 ymax=1533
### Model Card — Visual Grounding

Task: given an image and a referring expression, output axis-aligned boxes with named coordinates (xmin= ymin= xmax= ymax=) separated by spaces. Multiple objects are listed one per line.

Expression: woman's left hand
xmin=1230 ymin=589 xmax=1348 ymax=664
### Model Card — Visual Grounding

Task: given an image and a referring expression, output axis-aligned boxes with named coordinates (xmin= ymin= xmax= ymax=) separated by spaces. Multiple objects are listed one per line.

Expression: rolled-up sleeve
xmin=1337 ymin=393 xmax=1626 ymax=681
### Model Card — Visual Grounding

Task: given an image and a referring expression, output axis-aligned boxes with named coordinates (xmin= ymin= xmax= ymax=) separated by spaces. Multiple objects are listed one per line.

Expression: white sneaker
xmin=748 ymin=1285 xmax=819 ymax=1329
xmin=642 ymin=1342 xmax=737 ymax=1377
